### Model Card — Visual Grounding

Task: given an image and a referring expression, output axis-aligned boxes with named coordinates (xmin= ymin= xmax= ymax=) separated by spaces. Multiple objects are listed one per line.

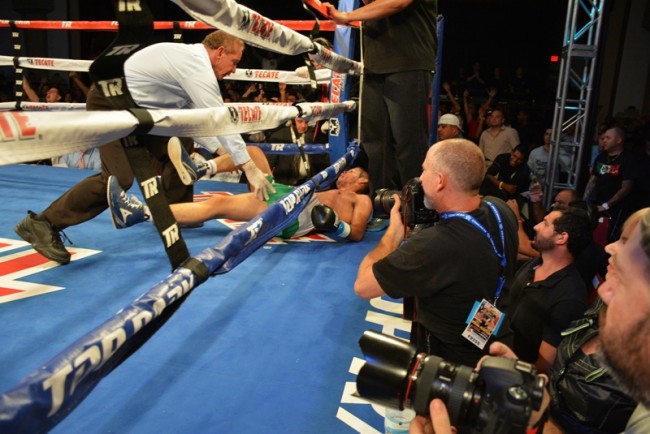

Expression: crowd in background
xmin=2 ymin=49 xmax=650 ymax=200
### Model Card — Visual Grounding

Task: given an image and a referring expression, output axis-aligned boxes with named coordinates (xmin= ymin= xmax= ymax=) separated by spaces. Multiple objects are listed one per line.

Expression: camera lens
xmin=410 ymin=354 xmax=481 ymax=424
xmin=356 ymin=331 xmax=543 ymax=434
xmin=356 ymin=331 xmax=482 ymax=429
xmin=372 ymin=189 xmax=399 ymax=219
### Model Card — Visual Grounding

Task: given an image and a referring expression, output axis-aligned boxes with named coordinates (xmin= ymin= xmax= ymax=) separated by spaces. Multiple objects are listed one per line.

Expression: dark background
xmin=75 ymin=0 xmax=567 ymax=102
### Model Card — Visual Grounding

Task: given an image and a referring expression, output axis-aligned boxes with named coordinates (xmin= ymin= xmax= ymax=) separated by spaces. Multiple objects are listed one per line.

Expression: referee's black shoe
xmin=15 ymin=211 xmax=71 ymax=265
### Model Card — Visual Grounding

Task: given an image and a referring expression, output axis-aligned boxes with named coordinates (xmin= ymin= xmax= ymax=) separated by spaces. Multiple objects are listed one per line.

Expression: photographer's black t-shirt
xmin=373 ymin=198 xmax=518 ymax=367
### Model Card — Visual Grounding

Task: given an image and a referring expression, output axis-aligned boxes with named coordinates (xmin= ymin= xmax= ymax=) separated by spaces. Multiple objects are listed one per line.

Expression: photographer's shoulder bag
xmin=549 ymin=297 xmax=636 ymax=433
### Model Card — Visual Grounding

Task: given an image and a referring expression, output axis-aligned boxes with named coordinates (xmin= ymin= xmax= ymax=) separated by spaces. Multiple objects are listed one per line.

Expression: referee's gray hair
xmin=202 ymin=30 xmax=245 ymax=53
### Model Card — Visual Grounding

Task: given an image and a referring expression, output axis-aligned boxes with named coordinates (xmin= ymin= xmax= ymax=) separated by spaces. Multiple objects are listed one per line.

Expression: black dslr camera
xmin=373 ymin=178 xmax=438 ymax=227
xmin=356 ymin=331 xmax=544 ymax=434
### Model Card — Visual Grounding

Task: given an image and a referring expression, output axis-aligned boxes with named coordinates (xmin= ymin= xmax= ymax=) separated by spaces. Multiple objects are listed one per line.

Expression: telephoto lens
xmin=372 ymin=188 xmax=400 ymax=220
xmin=372 ymin=178 xmax=437 ymax=226
xmin=355 ymin=330 xmax=544 ymax=434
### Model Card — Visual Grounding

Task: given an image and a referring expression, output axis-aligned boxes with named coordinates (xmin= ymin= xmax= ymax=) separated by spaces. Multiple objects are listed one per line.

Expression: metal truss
xmin=545 ymin=0 xmax=606 ymax=207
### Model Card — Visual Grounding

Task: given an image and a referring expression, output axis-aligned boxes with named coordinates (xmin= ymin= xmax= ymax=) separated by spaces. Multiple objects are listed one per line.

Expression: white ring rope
xmin=0 ymin=101 xmax=86 ymax=111
xmin=0 ymin=55 xmax=92 ymax=71
xmin=0 ymin=55 xmax=332 ymax=85
xmin=171 ymin=0 xmax=362 ymax=75
xmin=0 ymin=101 xmax=356 ymax=165
xmin=0 ymin=66 xmax=332 ymax=111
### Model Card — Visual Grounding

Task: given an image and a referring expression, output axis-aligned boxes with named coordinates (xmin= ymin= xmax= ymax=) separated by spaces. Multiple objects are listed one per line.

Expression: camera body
xmin=356 ymin=330 xmax=544 ymax=434
xmin=373 ymin=178 xmax=438 ymax=227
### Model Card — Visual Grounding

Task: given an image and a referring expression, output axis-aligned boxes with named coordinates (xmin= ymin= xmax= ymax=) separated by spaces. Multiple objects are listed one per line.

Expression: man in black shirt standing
xmin=324 ymin=0 xmax=437 ymax=212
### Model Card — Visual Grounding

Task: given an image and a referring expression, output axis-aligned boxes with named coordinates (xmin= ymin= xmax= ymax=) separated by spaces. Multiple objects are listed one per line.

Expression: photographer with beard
xmin=411 ymin=208 xmax=650 ymax=433
xmin=354 ymin=139 xmax=519 ymax=367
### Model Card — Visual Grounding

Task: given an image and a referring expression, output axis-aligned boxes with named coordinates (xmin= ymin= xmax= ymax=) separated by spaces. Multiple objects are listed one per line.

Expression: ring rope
xmin=0 ymin=55 xmax=332 ymax=85
xmin=0 ymin=19 xmax=338 ymax=32
xmin=250 ymin=142 xmax=329 ymax=155
xmin=0 ymin=101 xmax=356 ymax=165
xmin=0 ymin=101 xmax=85 ymax=111
xmin=169 ymin=0 xmax=361 ymax=75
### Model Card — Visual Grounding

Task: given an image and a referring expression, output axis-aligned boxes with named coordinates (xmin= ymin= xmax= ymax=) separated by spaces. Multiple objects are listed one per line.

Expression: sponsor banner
xmin=227 ymin=68 xmax=331 ymax=84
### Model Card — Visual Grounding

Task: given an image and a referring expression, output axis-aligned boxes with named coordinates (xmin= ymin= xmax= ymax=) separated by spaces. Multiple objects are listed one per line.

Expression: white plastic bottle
xmin=384 ymin=407 xmax=416 ymax=434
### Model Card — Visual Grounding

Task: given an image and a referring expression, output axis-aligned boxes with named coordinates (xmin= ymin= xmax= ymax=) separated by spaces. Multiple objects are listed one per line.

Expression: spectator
xmin=486 ymin=66 xmax=508 ymax=97
xmin=241 ymin=82 xmax=266 ymax=102
xmin=506 ymin=206 xmax=592 ymax=374
xmin=509 ymin=66 xmax=531 ymax=101
xmin=465 ymin=61 xmax=485 ymax=96
xmin=54 ymin=148 xmax=102 ymax=171
xmin=68 ymin=71 xmax=89 ymax=100
xmin=436 ymin=113 xmax=463 ymax=141
xmin=266 ymin=117 xmax=330 ymax=186
xmin=512 ymin=108 xmax=538 ymax=149
xmin=546 ymin=212 xmax=647 ymax=434
xmin=451 ymin=65 xmax=467 ymax=96
xmin=480 ymin=144 xmax=531 ymax=203
xmin=251 ymin=48 xmax=285 ymax=70
xmin=584 ymin=126 xmax=638 ymax=243
xmin=631 ymin=130 xmax=650 ymax=210
xmin=22 ymin=75 xmax=61 ymax=103
xmin=527 ymin=128 xmax=571 ymax=183
xmin=440 ymin=82 xmax=461 ymax=116
xmin=463 ymin=87 xmax=496 ymax=143
xmin=478 ymin=107 xmax=520 ymax=167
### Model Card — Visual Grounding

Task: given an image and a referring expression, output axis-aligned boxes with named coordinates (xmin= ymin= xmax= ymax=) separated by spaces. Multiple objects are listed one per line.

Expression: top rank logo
xmin=194 ymin=192 xmax=334 ymax=244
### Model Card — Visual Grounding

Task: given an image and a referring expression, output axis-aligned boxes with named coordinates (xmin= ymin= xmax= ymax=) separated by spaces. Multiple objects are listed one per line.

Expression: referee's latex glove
xmin=242 ymin=160 xmax=275 ymax=201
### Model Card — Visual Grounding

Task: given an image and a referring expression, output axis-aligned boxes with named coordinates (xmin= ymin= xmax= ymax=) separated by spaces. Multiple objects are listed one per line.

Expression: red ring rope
xmin=0 ymin=20 xmax=338 ymax=32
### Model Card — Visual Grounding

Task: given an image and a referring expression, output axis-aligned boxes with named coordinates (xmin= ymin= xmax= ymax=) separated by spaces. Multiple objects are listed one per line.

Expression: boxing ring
xmin=0 ymin=0 xmax=415 ymax=432
xmin=0 ymin=163 xmax=413 ymax=433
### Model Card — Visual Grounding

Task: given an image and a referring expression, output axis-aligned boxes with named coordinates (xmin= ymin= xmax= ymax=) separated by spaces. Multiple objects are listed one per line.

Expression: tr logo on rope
xmin=118 ymin=0 xmax=143 ymax=12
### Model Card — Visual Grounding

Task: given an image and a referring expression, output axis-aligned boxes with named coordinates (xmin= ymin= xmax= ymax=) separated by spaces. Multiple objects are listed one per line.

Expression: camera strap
xmin=439 ymin=200 xmax=506 ymax=302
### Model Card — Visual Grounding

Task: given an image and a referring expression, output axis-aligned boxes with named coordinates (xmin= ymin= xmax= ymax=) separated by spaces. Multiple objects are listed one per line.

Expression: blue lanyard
xmin=439 ymin=201 xmax=506 ymax=301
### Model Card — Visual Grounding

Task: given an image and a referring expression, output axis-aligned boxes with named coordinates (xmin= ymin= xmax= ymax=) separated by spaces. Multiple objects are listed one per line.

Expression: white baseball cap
xmin=438 ymin=113 xmax=463 ymax=131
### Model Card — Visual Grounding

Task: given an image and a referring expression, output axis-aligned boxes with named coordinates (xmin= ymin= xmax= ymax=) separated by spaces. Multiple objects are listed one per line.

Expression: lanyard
xmin=439 ymin=200 xmax=506 ymax=301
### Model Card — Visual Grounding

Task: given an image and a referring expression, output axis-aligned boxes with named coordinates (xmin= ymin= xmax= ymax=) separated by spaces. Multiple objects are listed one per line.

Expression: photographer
xmin=355 ymin=139 xmax=519 ymax=366
xmin=410 ymin=208 xmax=650 ymax=433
